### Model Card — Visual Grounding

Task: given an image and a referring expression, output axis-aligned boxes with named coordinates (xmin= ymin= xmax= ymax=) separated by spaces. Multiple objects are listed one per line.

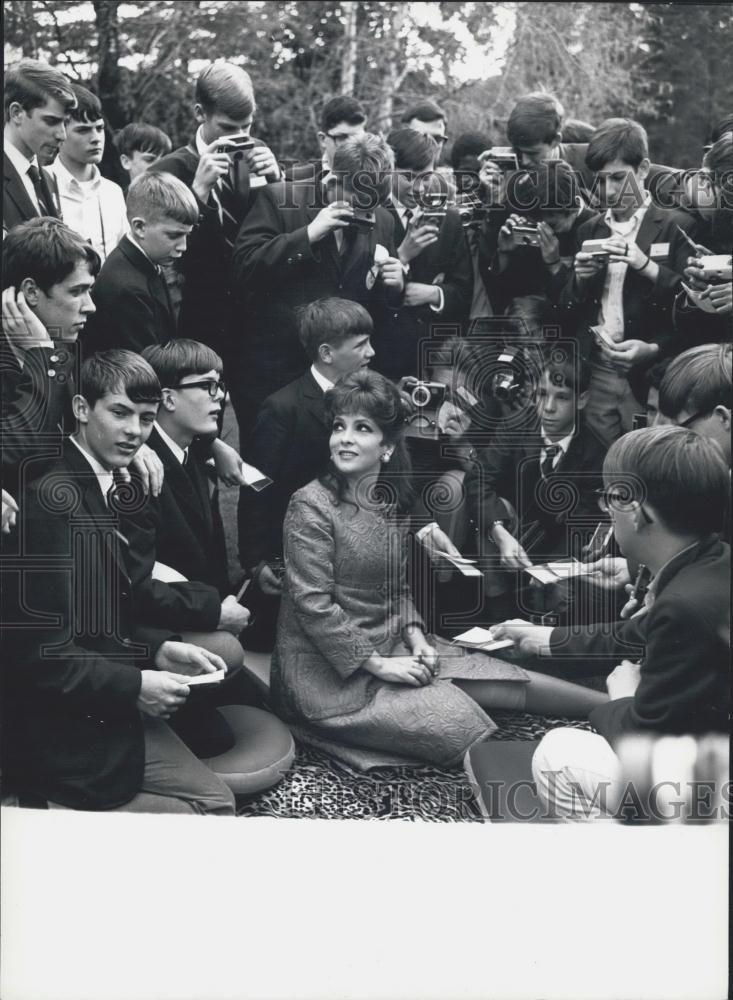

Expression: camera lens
xmin=411 ymin=384 xmax=431 ymax=408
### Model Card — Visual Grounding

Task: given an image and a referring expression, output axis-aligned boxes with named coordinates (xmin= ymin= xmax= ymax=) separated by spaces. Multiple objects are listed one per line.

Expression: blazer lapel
xmin=3 ymin=153 xmax=39 ymax=223
xmin=299 ymin=371 xmax=329 ymax=429
xmin=149 ymin=428 xmax=205 ymax=524
xmin=635 ymin=203 xmax=664 ymax=254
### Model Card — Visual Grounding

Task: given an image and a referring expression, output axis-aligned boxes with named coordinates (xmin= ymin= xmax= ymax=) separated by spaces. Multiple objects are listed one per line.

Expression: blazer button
xmin=50 ymin=354 xmax=59 ymax=363
xmin=47 ymin=369 xmax=56 ymax=377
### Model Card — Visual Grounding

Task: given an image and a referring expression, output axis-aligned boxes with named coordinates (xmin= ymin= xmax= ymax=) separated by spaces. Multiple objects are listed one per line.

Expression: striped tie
xmin=216 ymin=167 xmax=241 ymax=248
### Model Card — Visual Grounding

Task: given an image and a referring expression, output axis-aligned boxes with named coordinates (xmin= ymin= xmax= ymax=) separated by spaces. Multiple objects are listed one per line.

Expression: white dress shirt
xmin=309 ymin=364 xmax=335 ymax=394
xmin=540 ymin=428 xmax=574 ymax=471
xmin=154 ymin=420 xmax=188 ymax=465
xmin=597 ymin=193 xmax=651 ymax=343
xmin=49 ymin=157 xmax=128 ymax=262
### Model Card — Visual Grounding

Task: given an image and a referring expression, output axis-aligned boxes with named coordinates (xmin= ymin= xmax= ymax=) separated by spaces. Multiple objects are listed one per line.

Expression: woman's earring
xmin=381 ymin=450 xmax=392 ymax=463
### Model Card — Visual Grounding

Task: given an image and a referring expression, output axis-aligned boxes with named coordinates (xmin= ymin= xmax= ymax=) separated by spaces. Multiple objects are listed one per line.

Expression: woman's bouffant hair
xmin=321 ymin=369 xmax=414 ymax=514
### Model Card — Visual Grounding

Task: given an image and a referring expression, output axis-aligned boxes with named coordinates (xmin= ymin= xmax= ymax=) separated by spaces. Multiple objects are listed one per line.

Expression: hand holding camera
xmin=307 ymin=201 xmax=354 ymax=244
xmin=604 ymin=235 xmax=650 ymax=273
xmin=573 ymin=248 xmax=606 ymax=282
xmin=193 ymin=136 xmax=237 ymax=201
xmin=497 ymin=213 xmax=525 ymax=254
xmin=537 ymin=221 xmax=561 ymax=267
xmin=398 ymin=211 xmax=440 ymax=263
xmin=477 ymin=154 xmax=508 ymax=205
xmin=247 ymin=143 xmax=280 ymax=179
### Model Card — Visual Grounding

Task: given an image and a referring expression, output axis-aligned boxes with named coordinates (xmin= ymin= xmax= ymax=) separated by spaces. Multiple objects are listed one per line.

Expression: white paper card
xmin=183 ymin=669 xmax=227 ymax=686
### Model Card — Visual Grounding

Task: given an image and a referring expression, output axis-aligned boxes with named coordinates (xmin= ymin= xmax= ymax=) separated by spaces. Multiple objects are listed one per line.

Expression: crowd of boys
xmin=1 ymin=56 xmax=730 ymax=818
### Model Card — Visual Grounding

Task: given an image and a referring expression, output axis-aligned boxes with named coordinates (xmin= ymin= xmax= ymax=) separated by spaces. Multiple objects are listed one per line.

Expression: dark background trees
xmin=4 ymin=1 xmax=732 ymax=167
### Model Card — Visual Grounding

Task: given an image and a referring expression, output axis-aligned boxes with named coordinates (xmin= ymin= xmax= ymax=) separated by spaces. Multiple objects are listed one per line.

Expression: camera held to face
xmin=513 ymin=222 xmax=541 ymax=247
xmin=218 ymin=133 xmax=256 ymax=161
xmin=491 ymin=346 xmax=525 ymax=404
xmin=398 ymin=377 xmax=447 ymax=439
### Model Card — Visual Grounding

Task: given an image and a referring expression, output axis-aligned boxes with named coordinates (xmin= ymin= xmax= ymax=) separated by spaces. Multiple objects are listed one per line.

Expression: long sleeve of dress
xmin=283 ymin=495 xmax=378 ymax=678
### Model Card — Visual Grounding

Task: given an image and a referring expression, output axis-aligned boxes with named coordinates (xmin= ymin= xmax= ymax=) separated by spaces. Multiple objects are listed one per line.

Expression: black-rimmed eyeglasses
xmin=172 ymin=378 xmax=226 ymax=398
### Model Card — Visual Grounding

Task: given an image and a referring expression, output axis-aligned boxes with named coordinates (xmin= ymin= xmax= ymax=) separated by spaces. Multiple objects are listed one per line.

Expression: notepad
xmin=452 ymin=627 xmax=514 ymax=652
xmin=240 ymin=462 xmax=273 ymax=491
xmin=183 ymin=669 xmax=227 ymax=686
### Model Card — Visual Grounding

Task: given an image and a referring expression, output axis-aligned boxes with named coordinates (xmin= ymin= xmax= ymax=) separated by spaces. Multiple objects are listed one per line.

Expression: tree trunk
xmin=373 ymin=5 xmax=407 ymax=133
xmin=93 ymin=0 xmax=126 ymax=128
xmin=340 ymin=0 xmax=358 ymax=96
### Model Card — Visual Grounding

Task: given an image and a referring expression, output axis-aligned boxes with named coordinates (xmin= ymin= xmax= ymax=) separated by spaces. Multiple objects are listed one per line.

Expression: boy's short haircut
xmin=4 ymin=58 xmax=76 ymax=120
xmin=126 ymin=171 xmax=199 ymax=226
xmin=658 ymin=343 xmax=732 ymax=419
xmin=507 ymin=93 xmax=564 ymax=148
xmin=561 ymin=118 xmax=595 ymax=144
xmin=400 ymin=100 xmax=446 ymax=125
xmin=2 ymin=217 xmax=100 ymax=293
xmin=540 ymin=343 xmax=591 ymax=395
xmin=142 ymin=339 xmax=224 ymax=388
xmin=510 ymin=159 xmax=581 ymax=217
xmin=296 ymin=298 xmax=373 ymax=363
xmin=114 ymin=122 xmax=172 ymax=158
xmin=387 ymin=127 xmax=439 ymax=172
xmin=81 ymin=350 xmax=162 ymax=408
xmin=585 ymin=117 xmax=649 ymax=172
xmin=603 ymin=425 xmax=730 ymax=535
xmin=331 ymin=133 xmax=394 ymax=204
xmin=195 ymin=61 xmax=255 ymax=119
xmin=705 ymin=131 xmax=733 ymax=202
xmin=68 ymin=83 xmax=102 ymax=123
xmin=450 ymin=131 xmax=491 ymax=170
xmin=321 ymin=96 xmax=366 ymax=132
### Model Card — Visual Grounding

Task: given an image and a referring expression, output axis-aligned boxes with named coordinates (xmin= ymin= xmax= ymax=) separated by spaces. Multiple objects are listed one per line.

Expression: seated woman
xmin=271 ymin=370 xmax=607 ymax=767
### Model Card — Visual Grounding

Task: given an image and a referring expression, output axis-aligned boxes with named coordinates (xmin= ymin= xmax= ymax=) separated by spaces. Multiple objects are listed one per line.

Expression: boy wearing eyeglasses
xmin=494 ymin=425 xmax=730 ymax=818
xmin=140 ymin=339 xmax=237 ymax=602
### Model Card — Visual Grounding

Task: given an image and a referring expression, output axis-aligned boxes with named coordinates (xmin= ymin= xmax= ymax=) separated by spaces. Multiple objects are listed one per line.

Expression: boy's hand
xmin=307 ymin=202 xmax=354 ymax=244
xmin=378 ymin=256 xmax=405 ymax=291
xmin=397 ymin=213 xmax=439 ymax=263
xmin=2 ymin=287 xmax=53 ymax=346
xmin=247 ymin=143 xmax=280 ymax=180
xmin=600 ymin=339 xmax=659 ymax=371
xmin=130 ymin=443 xmax=164 ymax=497
xmin=537 ymin=222 xmax=561 ymax=266
xmin=192 ymin=137 xmax=235 ymax=202
xmin=573 ymin=250 xmax=605 ymax=282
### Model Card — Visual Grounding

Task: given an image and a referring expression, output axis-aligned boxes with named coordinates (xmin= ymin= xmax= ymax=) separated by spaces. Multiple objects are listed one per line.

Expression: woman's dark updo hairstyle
xmin=321 ymin=369 xmax=414 ymax=513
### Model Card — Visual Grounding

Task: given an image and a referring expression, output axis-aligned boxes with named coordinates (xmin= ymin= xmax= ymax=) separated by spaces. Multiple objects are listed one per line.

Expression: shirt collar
xmin=125 ymin=232 xmax=159 ymax=270
xmin=154 ymin=420 xmax=188 ymax=465
xmin=310 ymin=364 xmax=335 ymax=394
xmin=70 ymin=435 xmax=115 ymax=500
xmin=52 ymin=156 xmax=101 ymax=193
xmin=5 ymin=139 xmax=37 ymax=177
xmin=541 ymin=429 xmax=574 ymax=454
xmin=195 ymin=125 xmax=209 ymax=158
xmin=604 ymin=190 xmax=652 ymax=233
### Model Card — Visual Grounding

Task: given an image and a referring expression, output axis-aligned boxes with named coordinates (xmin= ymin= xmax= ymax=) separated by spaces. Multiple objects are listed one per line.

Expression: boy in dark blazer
xmin=140 ymin=339 xmax=234 ymax=597
xmin=523 ymin=426 xmax=730 ymax=819
xmin=556 ymin=118 xmax=696 ymax=445
xmin=2 ymin=350 xmax=235 ymax=812
xmin=231 ymin=133 xmax=405 ymax=439
xmin=3 ymin=59 xmax=74 ymax=232
xmin=373 ymin=127 xmax=473 ymax=379
xmin=237 ymin=298 xmax=375 ymax=603
xmin=150 ymin=61 xmax=281 ymax=354
xmin=83 ymin=171 xmax=198 ymax=354
xmin=464 ymin=347 xmax=607 ymax=615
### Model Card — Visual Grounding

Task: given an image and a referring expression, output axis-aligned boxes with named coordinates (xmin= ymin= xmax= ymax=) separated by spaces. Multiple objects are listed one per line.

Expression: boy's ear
xmin=553 ymin=130 xmax=563 ymax=146
xmin=72 ymin=394 xmax=90 ymax=423
xmin=129 ymin=216 xmax=146 ymax=239
xmin=193 ymin=102 xmax=205 ymax=126
xmin=577 ymin=388 xmax=590 ymax=412
xmin=318 ymin=343 xmax=332 ymax=365
xmin=161 ymin=388 xmax=176 ymax=411
xmin=638 ymin=157 xmax=651 ymax=181
xmin=119 ymin=153 xmax=131 ymax=171
xmin=713 ymin=405 xmax=731 ymax=429
xmin=18 ymin=277 xmax=39 ymax=306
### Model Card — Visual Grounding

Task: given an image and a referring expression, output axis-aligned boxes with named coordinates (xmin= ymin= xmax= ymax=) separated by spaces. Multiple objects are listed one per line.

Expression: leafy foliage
xmin=3 ymin=1 xmax=731 ymax=167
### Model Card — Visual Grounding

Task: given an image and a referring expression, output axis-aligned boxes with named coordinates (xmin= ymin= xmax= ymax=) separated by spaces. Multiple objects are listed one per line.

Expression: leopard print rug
xmin=237 ymin=713 xmax=592 ymax=822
